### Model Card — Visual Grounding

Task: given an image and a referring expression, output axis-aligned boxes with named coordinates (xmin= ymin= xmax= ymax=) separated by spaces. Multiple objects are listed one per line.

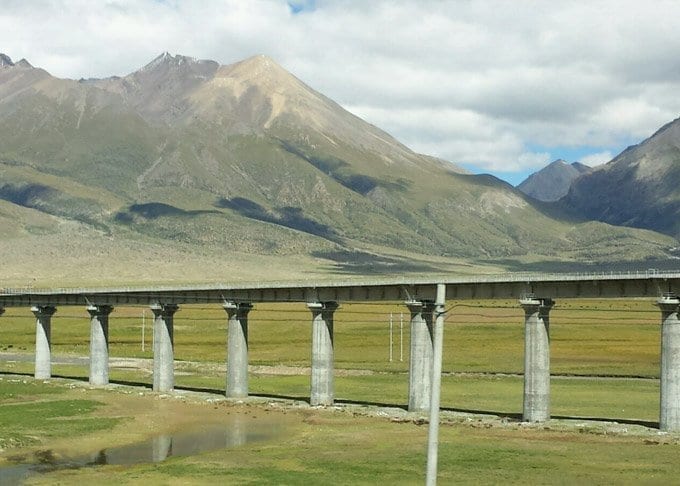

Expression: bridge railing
xmin=1 ymin=269 xmax=679 ymax=297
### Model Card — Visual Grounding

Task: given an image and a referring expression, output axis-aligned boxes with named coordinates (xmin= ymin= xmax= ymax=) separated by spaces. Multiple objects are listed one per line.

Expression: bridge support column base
xmin=32 ymin=306 xmax=57 ymax=380
xmin=658 ymin=295 xmax=680 ymax=432
xmin=309 ymin=302 xmax=338 ymax=406
xmin=151 ymin=304 xmax=179 ymax=392
xmin=521 ymin=297 xmax=553 ymax=422
xmin=224 ymin=302 xmax=253 ymax=398
xmin=88 ymin=305 xmax=114 ymax=386
xmin=407 ymin=300 xmax=435 ymax=412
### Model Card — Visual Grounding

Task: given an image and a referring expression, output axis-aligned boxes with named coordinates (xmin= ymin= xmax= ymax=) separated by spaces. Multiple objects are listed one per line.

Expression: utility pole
xmin=142 ymin=310 xmax=146 ymax=351
xmin=389 ymin=313 xmax=393 ymax=362
xmin=426 ymin=284 xmax=446 ymax=485
xmin=400 ymin=312 xmax=404 ymax=362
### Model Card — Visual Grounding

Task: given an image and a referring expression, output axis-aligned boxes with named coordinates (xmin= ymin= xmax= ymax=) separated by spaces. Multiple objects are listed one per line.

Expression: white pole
xmin=389 ymin=313 xmax=393 ymax=362
xmin=400 ymin=312 xmax=404 ymax=362
xmin=142 ymin=310 xmax=146 ymax=351
xmin=426 ymin=284 xmax=446 ymax=486
xmin=151 ymin=308 xmax=155 ymax=352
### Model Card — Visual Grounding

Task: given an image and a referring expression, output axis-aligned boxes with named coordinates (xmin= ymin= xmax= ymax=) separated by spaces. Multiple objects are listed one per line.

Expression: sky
xmin=2 ymin=0 xmax=680 ymax=185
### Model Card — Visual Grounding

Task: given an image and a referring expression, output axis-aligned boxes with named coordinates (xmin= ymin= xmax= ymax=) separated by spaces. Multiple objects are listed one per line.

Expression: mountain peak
xmin=217 ymin=54 xmax=309 ymax=98
xmin=16 ymin=59 xmax=33 ymax=68
xmin=571 ymin=161 xmax=591 ymax=173
xmin=141 ymin=52 xmax=203 ymax=71
xmin=226 ymin=54 xmax=291 ymax=78
xmin=240 ymin=54 xmax=278 ymax=67
xmin=0 ymin=53 xmax=14 ymax=67
xmin=517 ymin=158 xmax=590 ymax=202
xmin=128 ymin=51 xmax=220 ymax=86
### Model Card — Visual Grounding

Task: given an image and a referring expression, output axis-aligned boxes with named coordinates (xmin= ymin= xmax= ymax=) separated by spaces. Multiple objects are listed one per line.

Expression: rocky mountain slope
xmin=561 ymin=118 xmax=680 ymax=239
xmin=0 ymin=52 xmax=676 ymax=284
xmin=518 ymin=160 xmax=591 ymax=202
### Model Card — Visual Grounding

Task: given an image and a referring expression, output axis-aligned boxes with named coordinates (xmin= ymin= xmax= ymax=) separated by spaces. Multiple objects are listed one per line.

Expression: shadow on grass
xmin=216 ymin=197 xmax=342 ymax=243
xmin=335 ymin=398 xmax=408 ymax=410
xmin=311 ymin=249 xmax=438 ymax=275
xmin=0 ymin=370 xmax=152 ymax=390
xmin=485 ymin=258 xmax=680 ymax=273
xmin=549 ymin=414 xmax=658 ymax=429
xmin=0 ymin=371 xmax=660 ymax=429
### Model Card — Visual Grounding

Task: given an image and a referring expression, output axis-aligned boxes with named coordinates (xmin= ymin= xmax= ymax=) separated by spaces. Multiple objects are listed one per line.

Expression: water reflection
xmin=152 ymin=434 xmax=172 ymax=463
xmin=0 ymin=418 xmax=277 ymax=485
xmin=93 ymin=422 xmax=250 ymax=465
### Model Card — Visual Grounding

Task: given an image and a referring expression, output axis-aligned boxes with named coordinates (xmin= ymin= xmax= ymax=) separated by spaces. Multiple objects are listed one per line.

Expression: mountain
xmin=517 ymin=159 xmax=591 ymax=202
xmin=0 ymin=54 xmax=13 ymax=67
xmin=561 ymin=117 xmax=680 ymax=239
xmin=0 ymin=52 xmax=677 ymax=285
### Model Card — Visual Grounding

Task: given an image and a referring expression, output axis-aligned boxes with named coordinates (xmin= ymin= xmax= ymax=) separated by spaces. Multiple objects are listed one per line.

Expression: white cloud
xmin=591 ymin=99 xmax=673 ymax=140
xmin=580 ymin=151 xmax=613 ymax=167
xmin=2 ymin=0 xmax=680 ymax=176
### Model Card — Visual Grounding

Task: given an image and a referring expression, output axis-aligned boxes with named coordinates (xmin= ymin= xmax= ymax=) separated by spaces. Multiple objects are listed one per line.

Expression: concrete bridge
xmin=1 ymin=270 xmax=680 ymax=430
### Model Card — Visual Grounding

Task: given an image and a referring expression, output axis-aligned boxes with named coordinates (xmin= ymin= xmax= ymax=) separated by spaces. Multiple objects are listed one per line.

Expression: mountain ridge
xmin=0 ymin=52 xmax=677 ymax=283
xmin=561 ymin=117 xmax=680 ymax=239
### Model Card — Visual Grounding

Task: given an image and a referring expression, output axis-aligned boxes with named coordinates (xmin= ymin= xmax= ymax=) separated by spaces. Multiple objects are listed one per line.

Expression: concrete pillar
xmin=87 ymin=305 xmax=114 ymax=386
xmin=520 ymin=297 xmax=554 ymax=422
xmin=32 ymin=305 xmax=57 ymax=379
xmin=151 ymin=303 xmax=179 ymax=392
xmin=407 ymin=300 xmax=435 ymax=412
xmin=223 ymin=302 xmax=253 ymax=398
xmin=308 ymin=301 xmax=338 ymax=406
xmin=658 ymin=294 xmax=680 ymax=431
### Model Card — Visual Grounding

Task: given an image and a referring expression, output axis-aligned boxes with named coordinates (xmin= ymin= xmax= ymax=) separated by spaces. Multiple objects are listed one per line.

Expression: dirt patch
xmin=249 ymin=364 xmax=373 ymax=376
xmin=107 ymin=358 xmax=374 ymax=377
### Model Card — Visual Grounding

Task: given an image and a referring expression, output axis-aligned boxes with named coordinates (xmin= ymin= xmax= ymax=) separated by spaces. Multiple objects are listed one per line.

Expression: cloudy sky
xmin=2 ymin=0 xmax=679 ymax=184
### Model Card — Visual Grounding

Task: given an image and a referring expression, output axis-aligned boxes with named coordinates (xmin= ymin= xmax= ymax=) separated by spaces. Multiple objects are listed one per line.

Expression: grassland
xmin=0 ymin=378 xmax=677 ymax=485
xmin=0 ymin=298 xmax=674 ymax=484
xmin=0 ymin=298 xmax=665 ymax=421
xmin=0 ymin=298 xmax=662 ymax=374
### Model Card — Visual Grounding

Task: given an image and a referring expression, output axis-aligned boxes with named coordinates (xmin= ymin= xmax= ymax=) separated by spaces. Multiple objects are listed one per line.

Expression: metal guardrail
xmin=2 ymin=269 xmax=680 ymax=296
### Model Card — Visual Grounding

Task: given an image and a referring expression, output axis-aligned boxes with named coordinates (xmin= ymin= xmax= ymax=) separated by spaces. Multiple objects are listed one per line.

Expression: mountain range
xmin=560 ymin=118 xmax=680 ymax=240
xmin=0 ymin=52 xmax=677 ymax=285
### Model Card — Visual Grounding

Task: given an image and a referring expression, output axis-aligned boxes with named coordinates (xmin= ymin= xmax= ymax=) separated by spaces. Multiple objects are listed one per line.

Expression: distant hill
xmin=517 ymin=160 xmax=591 ymax=202
xmin=0 ymin=52 xmax=676 ymax=284
xmin=561 ymin=117 xmax=680 ymax=239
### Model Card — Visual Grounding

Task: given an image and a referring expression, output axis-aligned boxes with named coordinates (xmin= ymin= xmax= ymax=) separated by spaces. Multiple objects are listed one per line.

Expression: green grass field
xmin=0 ymin=298 xmax=662 ymax=373
xmin=0 ymin=298 xmax=664 ymax=418
xmin=0 ymin=298 xmax=673 ymax=484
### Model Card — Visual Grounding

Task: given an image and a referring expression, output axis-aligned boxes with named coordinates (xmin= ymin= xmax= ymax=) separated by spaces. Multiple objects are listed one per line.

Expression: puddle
xmin=0 ymin=418 xmax=280 ymax=485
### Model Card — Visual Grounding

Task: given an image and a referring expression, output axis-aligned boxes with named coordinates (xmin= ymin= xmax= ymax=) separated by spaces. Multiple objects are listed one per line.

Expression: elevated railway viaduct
xmin=1 ymin=271 xmax=679 ymax=430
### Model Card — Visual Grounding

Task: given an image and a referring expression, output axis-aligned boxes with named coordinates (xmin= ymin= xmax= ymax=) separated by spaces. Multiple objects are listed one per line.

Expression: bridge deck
xmin=1 ymin=271 xmax=679 ymax=307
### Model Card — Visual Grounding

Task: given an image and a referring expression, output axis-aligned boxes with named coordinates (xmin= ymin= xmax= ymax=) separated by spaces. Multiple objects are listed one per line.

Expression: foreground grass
xmin=0 ymin=378 xmax=675 ymax=485
xmin=138 ymin=423 xmax=679 ymax=485
xmin=43 ymin=419 xmax=680 ymax=485
xmin=0 ymin=379 xmax=118 ymax=451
